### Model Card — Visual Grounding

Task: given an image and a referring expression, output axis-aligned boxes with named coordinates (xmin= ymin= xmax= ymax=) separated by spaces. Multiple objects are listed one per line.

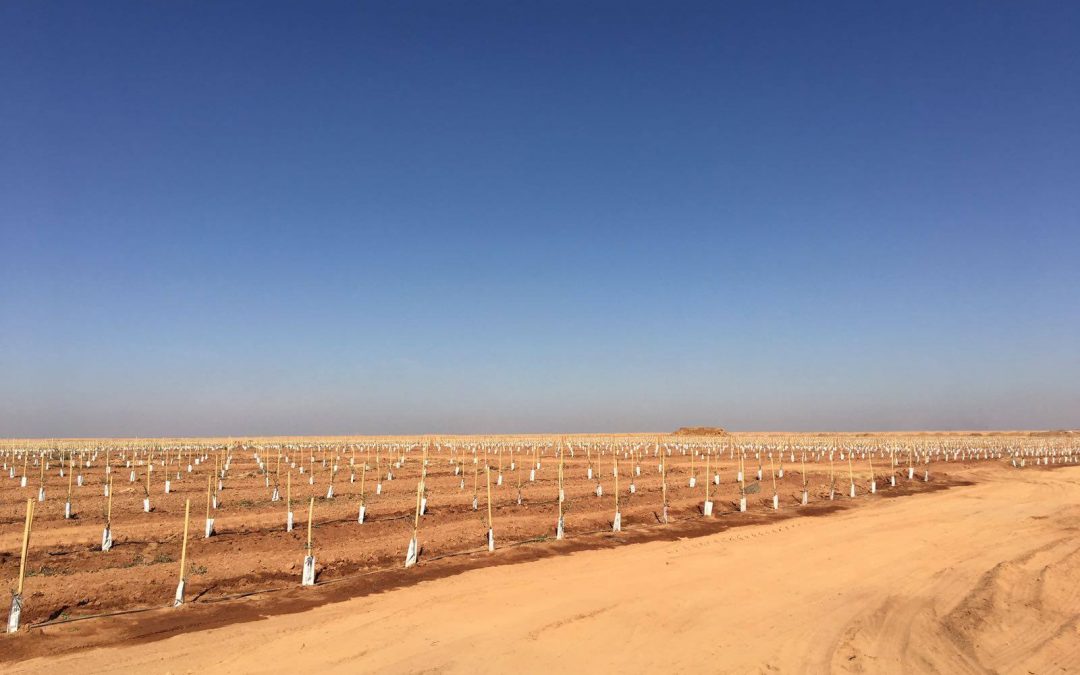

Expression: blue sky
xmin=2 ymin=1 xmax=1078 ymax=437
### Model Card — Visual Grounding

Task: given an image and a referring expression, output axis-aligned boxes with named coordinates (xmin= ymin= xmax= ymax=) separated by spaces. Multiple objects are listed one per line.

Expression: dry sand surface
xmin=9 ymin=463 xmax=1079 ymax=674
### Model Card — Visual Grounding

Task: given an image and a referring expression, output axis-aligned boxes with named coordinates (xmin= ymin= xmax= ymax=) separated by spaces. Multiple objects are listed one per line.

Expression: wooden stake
xmin=704 ymin=450 xmax=710 ymax=505
xmin=360 ymin=458 xmax=367 ymax=505
xmin=516 ymin=452 xmax=522 ymax=502
xmin=206 ymin=472 xmax=213 ymax=521
xmin=179 ymin=499 xmax=191 ymax=580
xmin=614 ymin=453 xmax=620 ymax=512
xmin=470 ymin=450 xmax=480 ymax=497
xmin=660 ymin=437 xmax=668 ymax=521
xmin=848 ymin=451 xmax=855 ymax=490
xmin=739 ymin=449 xmax=747 ymax=499
xmin=106 ymin=473 xmax=114 ymax=524
xmin=412 ymin=480 xmax=422 ymax=538
xmin=557 ymin=441 xmax=565 ymax=534
xmin=306 ymin=496 xmax=315 ymax=552
xmin=16 ymin=499 xmax=34 ymax=595
xmin=485 ymin=465 xmax=494 ymax=532
xmin=829 ymin=452 xmax=835 ymax=493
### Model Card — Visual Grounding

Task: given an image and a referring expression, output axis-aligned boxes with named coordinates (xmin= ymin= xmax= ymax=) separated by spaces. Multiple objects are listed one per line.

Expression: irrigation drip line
xmin=22 ymin=522 xmax=658 ymax=632
xmin=14 ymin=442 xmax=990 ymax=635
xmin=28 ymin=605 xmax=158 ymax=629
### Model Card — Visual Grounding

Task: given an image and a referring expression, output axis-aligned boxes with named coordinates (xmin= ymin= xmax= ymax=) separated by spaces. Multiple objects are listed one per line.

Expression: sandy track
xmin=12 ymin=466 xmax=1080 ymax=674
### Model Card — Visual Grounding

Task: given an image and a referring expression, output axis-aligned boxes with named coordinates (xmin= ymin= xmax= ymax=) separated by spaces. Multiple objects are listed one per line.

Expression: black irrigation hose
xmin=28 ymin=605 xmax=158 ymax=629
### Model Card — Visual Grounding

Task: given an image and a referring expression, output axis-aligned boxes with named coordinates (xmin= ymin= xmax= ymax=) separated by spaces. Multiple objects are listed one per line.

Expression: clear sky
xmin=2 ymin=1 xmax=1078 ymax=437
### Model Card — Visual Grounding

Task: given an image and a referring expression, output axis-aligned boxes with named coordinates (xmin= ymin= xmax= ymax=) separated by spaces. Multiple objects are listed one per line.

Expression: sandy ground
xmin=9 ymin=463 xmax=1078 ymax=674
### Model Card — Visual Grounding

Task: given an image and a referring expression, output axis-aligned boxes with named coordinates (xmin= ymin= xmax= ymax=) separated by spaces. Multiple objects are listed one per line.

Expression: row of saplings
xmin=8 ymin=439 xmax=1071 ymax=633
xmin=6 ymin=442 xmax=934 ymax=634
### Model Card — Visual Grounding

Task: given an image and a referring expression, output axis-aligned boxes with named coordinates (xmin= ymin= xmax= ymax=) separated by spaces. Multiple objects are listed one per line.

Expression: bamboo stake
xmin=801 ymin=451 xmax=809 ymax=505
xmin=327 ymin=448 xmax=336 ymax=498
xmin=420 ymin=443 xmax=429 ymax=512
xmin=376 ymin=445 xmax=383 ymax=493
xmin=770 ymin=454 xmax=779 ymax=509
xmin=174 ymin=499 xmax=191 ymax=606
xmin=848 ymin=450 xmax=856 ymax=497
xmin=660 ymin=437 xmax=668 ymax=523
xmin=485 ymin=465 xmax=494 ymax=551
xmin=65 ymin=456 xmax=74 ymax=518
xmin=829 ymin=452 xmax=836 ymax=499
xmin=556 ymin=441 xmax=565 ymax=539
xmin=613 ymin=453 xmax=622 ymax=530
xmin=739 ymin=449 xmax=747 ymax=512
xmin=37 ymin=454 xmax=45 ymax=500
xmin=515 ymin=453 xmax=523 ymax=504
xmin=275 ymin=450 xmax=282 ymax=489
xmin=286 ymin=471 xmax=293 ymax=531
xmin=404 ymin=480 xmax=421 ymax=567
xmin=7 ymin=498 xmax=34 ymax=633
xmin=413 ymin=478 xmax=422 ymax=533
xmin=360 ymin=458 xmax=367 ymax=503
xmin=301 ymin=495 xmax=317 ymax=585
xmin=306 ymin=496 xmax=315 ymax=553
xmin=107 ymin=472 xmax=114 ymax=524
xmin=704 ymin=450 xmax=712 ymax=516
xmin=869 ymin=453 xmax=876 ymax=493
xmin=16 ymin=498 xmax=34 ymax=595
xmin=472 ymin=453 xmax=480 ymax=510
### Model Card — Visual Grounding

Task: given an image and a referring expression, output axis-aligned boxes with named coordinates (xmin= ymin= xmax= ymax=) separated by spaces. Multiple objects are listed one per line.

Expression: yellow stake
xmin=614 ymin=453 xmax=620 ymax=512
xmin=306 ymin=496 xmax=315 ymax=552
xmin=66 ymin=456 xmax=74 ymax=502
xmin=704 ymin=451 xmax=710 ymax=505
xmin=179 ymin=499 xmax=191 ymax=581
xmin=16 ymin=499 xmax=35 ymax=595
xmin=106 ymin=473 xmax=114 ymax=525
xmin=486 ymin=465 xmax=494 ymax=533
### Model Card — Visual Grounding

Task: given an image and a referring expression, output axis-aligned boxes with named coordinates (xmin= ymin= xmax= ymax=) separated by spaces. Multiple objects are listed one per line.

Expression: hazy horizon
xmin=4 ymin=427 xmax=1078 ymax=443
xmin=3 ymin=2 xmax=1078 ymax=438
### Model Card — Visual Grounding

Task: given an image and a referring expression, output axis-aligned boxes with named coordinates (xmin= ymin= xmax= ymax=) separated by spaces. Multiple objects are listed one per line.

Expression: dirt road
xmin=12 ymin=465 xmax=1080 ymax=673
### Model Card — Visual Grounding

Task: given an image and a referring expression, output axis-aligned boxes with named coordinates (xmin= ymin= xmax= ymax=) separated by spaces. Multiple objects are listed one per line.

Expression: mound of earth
xmin=673 ymin=426 xmax=727 ymax=436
